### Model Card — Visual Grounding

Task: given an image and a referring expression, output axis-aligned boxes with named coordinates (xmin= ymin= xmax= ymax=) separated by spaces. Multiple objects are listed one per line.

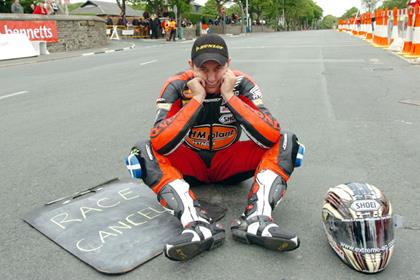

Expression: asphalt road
xmin=1 ymin=31 xmax=419 ymax=280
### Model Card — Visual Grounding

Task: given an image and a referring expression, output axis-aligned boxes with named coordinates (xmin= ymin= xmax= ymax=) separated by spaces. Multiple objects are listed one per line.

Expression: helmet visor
xmin=330 ymin=216 xmax=394 ymax=253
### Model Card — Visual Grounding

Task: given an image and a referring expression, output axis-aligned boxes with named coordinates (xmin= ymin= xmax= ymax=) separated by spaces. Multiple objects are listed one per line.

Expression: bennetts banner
xmin=0 ymin=21 xmax=58 ymax=42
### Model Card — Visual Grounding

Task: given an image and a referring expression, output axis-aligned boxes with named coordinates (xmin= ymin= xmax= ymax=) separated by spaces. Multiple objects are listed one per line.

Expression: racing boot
xmin=159 ymin=179 xmax=225 ymax=261
xmin=231 ymin=169 xmax=300 ymax=251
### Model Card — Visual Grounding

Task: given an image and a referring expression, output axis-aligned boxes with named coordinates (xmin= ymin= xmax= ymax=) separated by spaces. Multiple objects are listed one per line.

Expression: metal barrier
xmin=106 ymin=25 xmax=151 ymax=40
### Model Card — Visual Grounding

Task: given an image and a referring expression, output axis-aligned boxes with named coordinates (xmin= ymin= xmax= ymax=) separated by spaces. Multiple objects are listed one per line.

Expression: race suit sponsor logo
xmin=250 ymin=85 xmax=262 ymax=99
xmin=252 ymin=98 xmax=264 ymax=106
xmin=182 ymin=89 xmax=193 ymax=99
xmin=219 ymin=113 xmax=235 ymax=124
xmin=185 ymin=124 xmax=238 ymax=150
xmin=156 ymin=103 xmax=172 ymax=110
xmin=220 ymin=105 xmax=230 ymax=113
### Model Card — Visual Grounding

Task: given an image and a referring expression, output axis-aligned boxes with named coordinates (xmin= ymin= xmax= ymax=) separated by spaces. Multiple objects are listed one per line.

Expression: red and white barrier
xmin=390 ymin=7 xmax=404 ymax=51
xmin=406 ymin=5 xmax=420 ymax=57
xmin=373 ymin=9 xmax=390 ymax=47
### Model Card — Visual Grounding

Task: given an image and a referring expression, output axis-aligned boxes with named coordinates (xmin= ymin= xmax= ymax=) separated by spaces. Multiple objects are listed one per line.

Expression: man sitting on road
xmin=126 ymin=34 xmax=303 ymax=261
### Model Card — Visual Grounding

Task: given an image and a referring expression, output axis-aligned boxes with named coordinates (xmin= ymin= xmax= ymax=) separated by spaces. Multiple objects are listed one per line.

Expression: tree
xmin=320 ymin=15 xmax=338 ymax=29
xmin=381 ymin=0 xmax=407 ymax=9
xmin=169 ymin=0 xmax=192 ymax=20
xmin=362 ymin=0 xmax=380 ymax=12
xmin=340 ymin=7 xmax=359 ymax=19
xmin=249 ymin=0 xmax=273 ymax=23
xmin=202 ymin=0 xmax=218 ymax=18
xmin=116 ymin=0 xmax=127 ymax=19
xmin=1 ymin=0 xmax=40 ymax=14
xmin=146 ymin=0 xmax=163 ymax=16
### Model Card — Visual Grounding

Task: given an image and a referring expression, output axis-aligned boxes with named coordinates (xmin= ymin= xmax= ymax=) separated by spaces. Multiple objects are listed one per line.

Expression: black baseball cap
xmin=191 ymin=34 xmax=229 ymax=67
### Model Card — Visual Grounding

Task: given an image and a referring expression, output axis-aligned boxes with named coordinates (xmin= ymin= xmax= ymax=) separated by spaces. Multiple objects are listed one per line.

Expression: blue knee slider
xmin=125 ymin=152 xmax=142 ymax=179
xmin=294 ymin=143 xmax=305 ymax=168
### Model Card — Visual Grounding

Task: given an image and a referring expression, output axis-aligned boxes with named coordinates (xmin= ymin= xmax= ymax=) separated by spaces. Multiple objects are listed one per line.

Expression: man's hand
xmin=187 ymin=77 xmax=206 ymax=103
xmin=220 ymin=68 xmax=236 ymax=101
xmin=220 ymin=69 xmax=237 ymax=101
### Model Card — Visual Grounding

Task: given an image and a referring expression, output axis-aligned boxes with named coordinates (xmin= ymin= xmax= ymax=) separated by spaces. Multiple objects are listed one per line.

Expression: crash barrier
xmin=337 ymin=4 xmax=420 ymax=61
xmin=0 ymin=34 xmax=38 ymax=61
xmin=106 ymin=25 xmax=151 ymax=40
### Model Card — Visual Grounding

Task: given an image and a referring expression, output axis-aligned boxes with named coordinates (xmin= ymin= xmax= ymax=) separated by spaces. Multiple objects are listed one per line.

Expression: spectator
xmin=11 ymin=0 xmax=24 ymax=14
xmin=106 ymin=16 xmax=113 ymax=26
xmin=33 ymin=2 xmax=48 ymax=15
xmin=117 ymin=16 xmax=128 ymax=26
xmin=132 ymin=17 xmax=140 ymax=26
xmin=151 ymin=15 xmax=161 ymax=39
xmin=50 ymin=0 xmax=59 ymax=14
xmin=143 ymin=17 xmax=150 ymax=38
xmin=169 ymin=18 xmax=176 ymax=41
xmin=163 ymin=18 xmax=170 ymax=41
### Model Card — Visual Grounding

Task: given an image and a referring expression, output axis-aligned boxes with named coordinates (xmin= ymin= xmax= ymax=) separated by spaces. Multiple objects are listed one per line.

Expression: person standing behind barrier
xmin=163 ymin=19 xmax=171 ymax=41
xmin=169 ymin=18 xmax=177 ymax=41
xmin=32 ymin=1 xmax=48 ymax=15
xmin=11 ymin=0 xmax=24 ymax=13
xmin=106 ymin=16 xmax=113 ymax=26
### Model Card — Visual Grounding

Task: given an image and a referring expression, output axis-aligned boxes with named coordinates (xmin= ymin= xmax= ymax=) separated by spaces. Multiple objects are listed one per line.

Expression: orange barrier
xmin=360 ymin=14 xmax=366 ymax=37
xmin=402 ymin=7 xmax=415 ymax=54
xmin=338 ymin=19 xmax=343 ymax=32
xmin=373 ymin=9 xmax=390 ymax=47
xmin=339 ymin=6 xmax=420 ymax=62
xmin=389 ymin=7 xmax=404 ymax=51
xmin=366 ymin=13 xmax=373 ymax=40
xmin=408 ymin=5 xmax=420 ymax=57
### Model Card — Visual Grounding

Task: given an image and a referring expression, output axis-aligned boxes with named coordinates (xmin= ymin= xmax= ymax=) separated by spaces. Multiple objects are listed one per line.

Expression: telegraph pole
xmin=246 ymin=0 xmax=249 ymax=32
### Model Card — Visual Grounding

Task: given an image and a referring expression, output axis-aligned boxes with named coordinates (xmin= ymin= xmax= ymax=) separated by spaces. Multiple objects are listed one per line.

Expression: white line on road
xmin=0 ymin=91 xmax=29 ymax=101
xmin=230 ymin=44 xmax=367 ymax=50
xmin=140 ymin=59 xmax=158 ymax=66
xmin=235 ymin=59 xmax=365 ymax=63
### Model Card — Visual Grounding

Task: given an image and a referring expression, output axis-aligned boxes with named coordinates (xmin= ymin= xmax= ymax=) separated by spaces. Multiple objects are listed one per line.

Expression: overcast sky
xmin=314 ymin=0 xmax=363 ymax=17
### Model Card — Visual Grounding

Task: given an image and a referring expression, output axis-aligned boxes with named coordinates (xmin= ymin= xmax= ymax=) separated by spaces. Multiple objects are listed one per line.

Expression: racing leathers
xmin=128 ymin=69 xmax=301 ymax=260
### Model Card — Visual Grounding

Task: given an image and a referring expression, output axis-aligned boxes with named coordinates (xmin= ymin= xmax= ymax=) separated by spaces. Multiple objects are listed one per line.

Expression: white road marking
xmin=140 ymin=59 xmax=157 ymax=66
xmin=0 ymin=91 xmax=29 ymax=101
xmin=235 ymin=59 xmax=365 ymax=63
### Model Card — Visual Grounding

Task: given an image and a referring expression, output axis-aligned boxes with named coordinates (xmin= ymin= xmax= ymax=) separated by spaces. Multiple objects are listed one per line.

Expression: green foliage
xmin=226 ymin=2 xmax=241 ymax=17
xmin=381 ymin=0 xmax=407 ymax=9
xmin=340 ymin=7 xmax=358 ymax=19
xmin=279 ymin=0 xmax=323 ymax=30
xmin=115 ymin=0 xmax=325 ymax=31
xmin=130 ymin=2 xmax=147 ymax=11
xmin=1 ymin=0 xmax=42 ymax=14
xmin=202 ymin=0 xmax=218 ymax=18
xmin=320 ymin=15 xmax=337 ymax=29
xmin=142 ymin=0 xmax=163 ymax=15
xmin=183 ymin=12 xmax=202 ymax=23
xmin=168 ymin=0 xmax=190 ymax=18
xmin=0 ymin=0 xmax=10 ymax=13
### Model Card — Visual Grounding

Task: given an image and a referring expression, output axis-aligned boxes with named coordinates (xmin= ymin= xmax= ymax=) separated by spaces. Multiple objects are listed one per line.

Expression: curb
xmin=82 ymin=43 xmax=136 ymax=56
xmin=0 ymin=42 xmax=137 ymax=67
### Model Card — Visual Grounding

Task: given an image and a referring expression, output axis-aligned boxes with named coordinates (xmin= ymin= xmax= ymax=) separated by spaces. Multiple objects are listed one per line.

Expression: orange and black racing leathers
xmin=132 ymin=70 xmax=299 ymax=195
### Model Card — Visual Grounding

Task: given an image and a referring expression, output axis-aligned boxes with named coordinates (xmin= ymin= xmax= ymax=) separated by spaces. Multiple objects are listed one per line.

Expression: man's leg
xmin=126 ymin=141 xmax=225 ymax=261
xmin=230 ymin=132 xmax=304 ymax=251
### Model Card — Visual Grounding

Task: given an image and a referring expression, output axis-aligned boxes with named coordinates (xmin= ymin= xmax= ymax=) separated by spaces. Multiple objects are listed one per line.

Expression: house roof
xmin=71 ymin=0 xmax=143 ymax=17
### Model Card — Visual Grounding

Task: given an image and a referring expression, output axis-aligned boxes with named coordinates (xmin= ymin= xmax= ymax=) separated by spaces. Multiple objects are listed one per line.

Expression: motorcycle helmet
xmin=322 ymin=182 xmax=395 ymax=273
